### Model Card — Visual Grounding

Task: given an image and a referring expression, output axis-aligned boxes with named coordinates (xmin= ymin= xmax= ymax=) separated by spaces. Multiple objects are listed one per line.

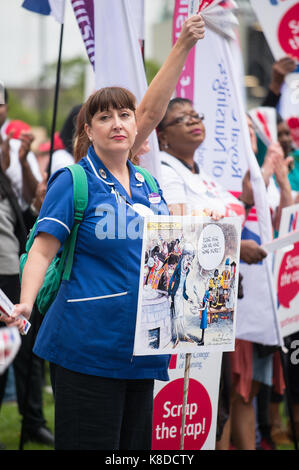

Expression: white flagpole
xmin=180 ymin=352 xmax=191 ymax=450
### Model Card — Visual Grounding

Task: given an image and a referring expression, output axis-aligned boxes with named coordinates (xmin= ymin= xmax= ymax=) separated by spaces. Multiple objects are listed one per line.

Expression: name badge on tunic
xmin=148 ymin=192 xmax=161 ymax=204
xmin=99 ymin=168 xmax=107 ymax=179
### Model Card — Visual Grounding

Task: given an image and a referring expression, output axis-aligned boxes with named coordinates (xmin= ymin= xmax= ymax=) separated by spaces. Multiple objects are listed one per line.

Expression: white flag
xmin=71 ymin=0 xmax=161 ymax=180
xmin=248 ymin=107 xmax=278 ymax=147
xmin=22 ymin=0 xmax=65 ymax=23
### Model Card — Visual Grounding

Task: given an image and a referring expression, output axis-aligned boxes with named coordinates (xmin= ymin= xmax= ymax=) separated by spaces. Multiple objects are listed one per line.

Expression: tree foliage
xmin=8 ymin=56 xmax=161 ymax=137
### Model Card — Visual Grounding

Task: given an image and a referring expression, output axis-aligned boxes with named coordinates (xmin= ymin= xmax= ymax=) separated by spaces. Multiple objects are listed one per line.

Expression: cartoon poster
xmin=273 ymin=204 xmax=299 ymax=338
xmin=133 ymin=216 xmax=241 ymax=355
xmin=152 ymin=351 xmax=223 ymax=450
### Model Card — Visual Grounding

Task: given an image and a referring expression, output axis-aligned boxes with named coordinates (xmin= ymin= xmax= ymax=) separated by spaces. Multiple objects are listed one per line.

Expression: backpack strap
xmin=133 ymin=165 xmax=159 ymax=194
xmin=62 ymin=164 xmax=88 ymax=281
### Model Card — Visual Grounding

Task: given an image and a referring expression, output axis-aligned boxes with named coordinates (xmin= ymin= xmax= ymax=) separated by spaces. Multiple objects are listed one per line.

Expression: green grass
xmin=0 ymin=378 xmax=296 ymax=451
xmin=0 ymin=385 xmax=54 ymax=451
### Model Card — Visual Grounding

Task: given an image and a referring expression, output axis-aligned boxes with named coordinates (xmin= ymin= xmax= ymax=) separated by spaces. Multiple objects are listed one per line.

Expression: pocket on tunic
xmin=66 ymin=291 xmax=128 ymax=303
xmin=63 ymin=290 xmax=133 ymax=369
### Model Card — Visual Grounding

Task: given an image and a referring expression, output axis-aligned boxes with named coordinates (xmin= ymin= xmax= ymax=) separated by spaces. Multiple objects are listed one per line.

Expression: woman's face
xmin=159 ymin=102 xmax=206 ymax=152
xmin=85 ymin=107 xmax=137 ymax=157
xmin=277 ymin=121 xmax=293 ymax=157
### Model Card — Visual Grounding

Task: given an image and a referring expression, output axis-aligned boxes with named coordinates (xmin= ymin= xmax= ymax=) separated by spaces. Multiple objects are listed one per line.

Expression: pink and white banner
xmin=172 ymin=0 xmax=196 ymax=101
xmin=172 ymin=0 xmax=238 ymax=101
xmin=71 ymin=0 xmax=161 ymax=180
xmin=172 ymin=0 xmax=283 ymax=346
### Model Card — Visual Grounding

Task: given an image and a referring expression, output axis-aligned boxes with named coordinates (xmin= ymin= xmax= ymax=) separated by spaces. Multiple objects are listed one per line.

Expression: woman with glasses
xmin=157 ymin=97 xmax=255 ymax=224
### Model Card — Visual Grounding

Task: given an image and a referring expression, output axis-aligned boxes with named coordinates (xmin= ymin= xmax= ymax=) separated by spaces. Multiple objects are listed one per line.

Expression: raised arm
xmin=262 ymin=56 xmax=297 ymax=107
xmin=273 ymin=154 xmax=294 ymax=232
xmin=132 ymin=15 xmax=205 ymax=154
xmin=0 ymin=131 xmax=13 ymax=171
xmin=19 ymin=131 xmax=39 ymax=204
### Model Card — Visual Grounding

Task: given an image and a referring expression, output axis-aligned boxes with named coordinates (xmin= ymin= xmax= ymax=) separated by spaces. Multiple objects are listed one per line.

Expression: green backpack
xmin=134 ymin=165 xmax=159 ymax=194
xmin=19 ymin=164 xmax=88 ymax=315
xmin=19 ymin=164 xmax=158 ymax=316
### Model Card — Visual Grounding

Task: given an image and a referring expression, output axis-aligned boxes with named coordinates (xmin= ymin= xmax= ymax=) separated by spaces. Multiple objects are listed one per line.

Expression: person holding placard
xmin=156 ymin=98 xmax=290 ymax=450
xmin=2 ymin=15 xmax=206 ymax=450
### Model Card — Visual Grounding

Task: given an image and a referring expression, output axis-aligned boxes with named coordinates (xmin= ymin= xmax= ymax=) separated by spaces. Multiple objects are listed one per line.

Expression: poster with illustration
xmin=273 ymin=204 xmax=299 ymax=338
xmin=133 ymin=215 xmax=241 ymax=355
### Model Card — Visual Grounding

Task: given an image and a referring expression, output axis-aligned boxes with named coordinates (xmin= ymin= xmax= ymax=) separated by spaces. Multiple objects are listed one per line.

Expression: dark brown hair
xmin=156 ymin=97 xmax=193 ymax=132
xmin=73 ymin=86 xmax=136 ymax=162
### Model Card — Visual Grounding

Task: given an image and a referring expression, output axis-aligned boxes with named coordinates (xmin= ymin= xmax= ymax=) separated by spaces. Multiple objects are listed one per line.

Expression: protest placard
xmin=0 ymin=327 xmax=21 ymax=375
xmin=273 ymin=204 xmax=299 ymax=338
xmin=152 ymin=351 xmax=222 ymax=450
xmin=250 ymin=0 xmax=299 ymax=62
xmin=0 ymin=289 xmax=31 ymax=335
xmin=133 ymin=215 xmax=241 ymax=355
xmin=250 ymin=0 xmax=299 ymax=123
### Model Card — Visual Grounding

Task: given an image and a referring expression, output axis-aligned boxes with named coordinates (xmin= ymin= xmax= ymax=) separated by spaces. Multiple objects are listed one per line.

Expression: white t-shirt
xmin=1 ymin=121 xmax=42 ymax=211
xmin=159 ymin=151 xmax=245 ymax=223
xmin=50 ymin=149 xmax=74 ymax=176
xmin=5 ymin=139 xmax=42 ymax=211
xmin=0 ymin=197 xmax=20 ymax=275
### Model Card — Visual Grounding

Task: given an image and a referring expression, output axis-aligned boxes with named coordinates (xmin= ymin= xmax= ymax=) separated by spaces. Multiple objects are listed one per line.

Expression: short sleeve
xmin=35 ymin=168 xmax=74 ymax=245
xmin=160 ymin=163 xmax=187 ymax=205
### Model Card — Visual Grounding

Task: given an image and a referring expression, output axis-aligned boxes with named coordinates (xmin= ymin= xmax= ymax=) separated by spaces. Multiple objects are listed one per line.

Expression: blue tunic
xmin=33 ymin=146 xmax=170 ymax=380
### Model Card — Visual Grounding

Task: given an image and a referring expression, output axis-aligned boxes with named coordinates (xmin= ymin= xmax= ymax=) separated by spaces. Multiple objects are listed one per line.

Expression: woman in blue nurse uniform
xmin=6 ymin=16 xmax=206 ymax=450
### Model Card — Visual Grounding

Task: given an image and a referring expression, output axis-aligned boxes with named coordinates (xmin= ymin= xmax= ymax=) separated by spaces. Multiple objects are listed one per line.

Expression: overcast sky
xmin=0 ymin=0 xmax=168 ymax=88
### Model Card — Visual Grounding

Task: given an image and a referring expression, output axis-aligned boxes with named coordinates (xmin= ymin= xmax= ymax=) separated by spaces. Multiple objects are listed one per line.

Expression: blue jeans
xmin=50 ymin=363 xmax=154 ymax=450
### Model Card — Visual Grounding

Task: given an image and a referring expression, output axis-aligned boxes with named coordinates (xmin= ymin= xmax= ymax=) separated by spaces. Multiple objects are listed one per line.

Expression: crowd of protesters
xmin=0 ymin=14 xmax=298 ymax=451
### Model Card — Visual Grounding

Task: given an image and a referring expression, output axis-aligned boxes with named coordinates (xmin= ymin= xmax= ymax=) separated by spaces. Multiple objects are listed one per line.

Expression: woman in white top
xmin=157 ymin=97 xmax=266 ymax=264
xmin=157 ymin=97 xmax=293 ymax=450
